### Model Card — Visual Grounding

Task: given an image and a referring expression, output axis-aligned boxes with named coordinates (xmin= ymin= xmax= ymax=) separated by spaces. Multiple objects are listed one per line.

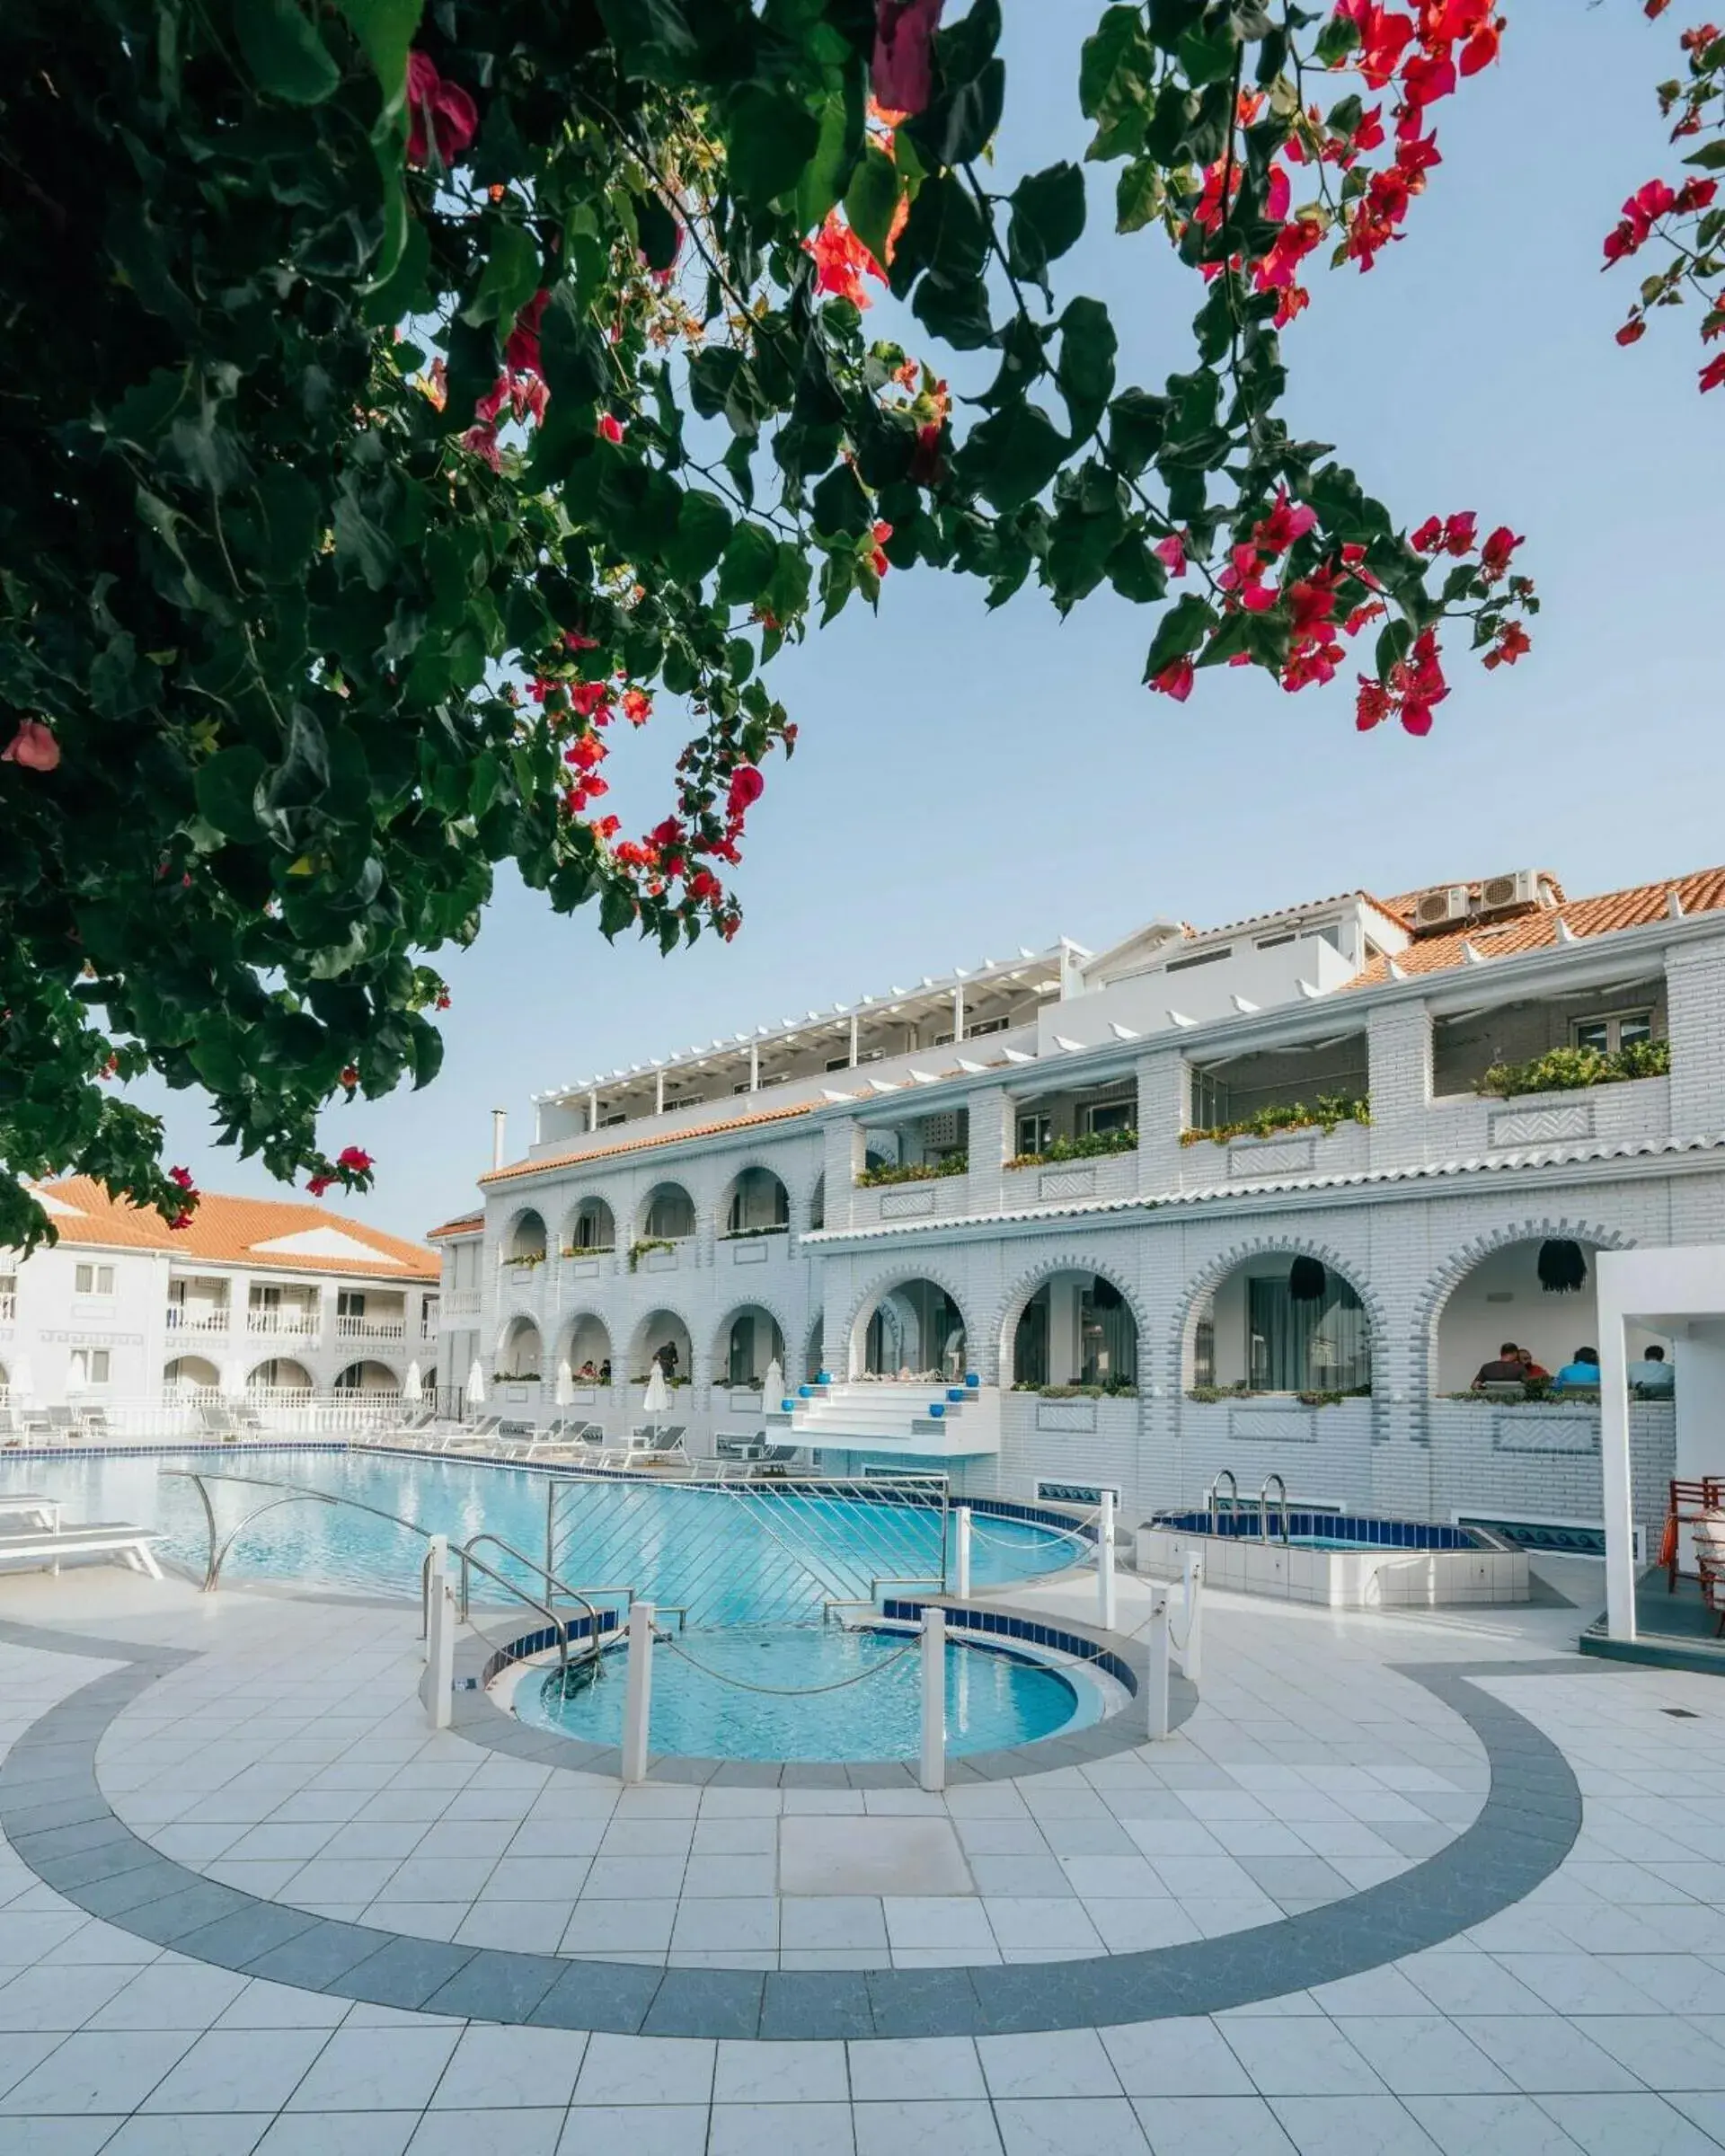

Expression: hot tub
xmin=1137 ymin=1508 xmax=1529 ymax=1608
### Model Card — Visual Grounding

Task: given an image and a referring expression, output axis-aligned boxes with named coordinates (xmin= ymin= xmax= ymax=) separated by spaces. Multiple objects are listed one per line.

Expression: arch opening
xmin=1187 ymin=1253 xmax=1372 ymax=1394
xmin=247 ymin=1358 xmax=314 ymax=1394
xmin=638 ymin=1183 xmax=696 ymax=1242
xmin=808 ymin=1172 xmax=825 ymax=1233
xmin=1013 ymin=1271 xmax=1137 ymax=1393
xmin=857 ymin=1278 xmax=967 ymax=1381
xmin=630 ymin=1309 xmax=693 ymax=1387
xmin=560 ymin=1314 xmax=613 ymax=1386
xmin=504 ymin=1209 xmax=547 ymax=1267
xmin=804 ymin=1312 xmax=825 ymax=1383
xmin=723 ymin=1167 xmax=789 ymax=1238
xmin=496 ymin=1316 xmax=544 ymax=1382
xmin=717 ymin=1304 xmax=786 ymax=1386
xmin=1432 ymin=1236 xmax=1669 ymax=1394
xmin=562 ymin=1198 xmax=615 ymax=1255
xmin=332 ymin=1360 xmax=402 ymax=1395
xmin=164 ymin=1356 xmax=221 ymax=1394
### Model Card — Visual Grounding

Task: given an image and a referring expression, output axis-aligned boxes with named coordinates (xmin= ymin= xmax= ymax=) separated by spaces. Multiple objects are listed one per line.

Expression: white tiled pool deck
xmin=0 ymin=1559 xmax=1720 ymax=2155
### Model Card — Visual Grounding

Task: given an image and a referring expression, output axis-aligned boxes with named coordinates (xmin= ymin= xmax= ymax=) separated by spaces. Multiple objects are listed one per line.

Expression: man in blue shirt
xmin=1628 ymin=1343 xmax=1675 ymax=1395
xmin=1552 ymin=1348 xmax=1600 ymax=1392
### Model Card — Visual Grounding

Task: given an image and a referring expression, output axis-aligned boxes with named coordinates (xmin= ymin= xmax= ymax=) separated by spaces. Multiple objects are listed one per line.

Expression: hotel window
xmin=1017 ymin=1111 xmax=1053 ymax=1156
xmin=69 ymin=1348 xmax=111 ymax=1386
xmin=1571 ymin=1009 xmax=1654 ymax=1055
xmin=338 ymin=1290 xmax=367 ymax=1320
xmin=1081 ymin=1100 xmax=1134 ymax=1138
xmin=75 ymin=1264 xmax=115 ymax=1296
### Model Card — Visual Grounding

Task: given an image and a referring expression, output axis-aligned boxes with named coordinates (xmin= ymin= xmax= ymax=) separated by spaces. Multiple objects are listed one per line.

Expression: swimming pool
xmin=514 ymin=1622 xmax=1093 ymax=1762
xmin=0 ymin=1446 xmax=1080 ymax=1614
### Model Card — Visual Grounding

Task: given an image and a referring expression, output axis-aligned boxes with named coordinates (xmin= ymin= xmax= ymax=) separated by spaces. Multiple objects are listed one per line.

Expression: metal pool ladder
xmin=1206 ymin=1469 xmax=1239 ymax=1536
xmin=1259 ymin=1473 xmax=1290 ymax=1545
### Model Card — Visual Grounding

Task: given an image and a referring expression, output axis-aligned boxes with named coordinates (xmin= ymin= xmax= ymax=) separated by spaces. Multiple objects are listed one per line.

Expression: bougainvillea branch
xmin=0 ymin=0 xmax=1572 ymax=1250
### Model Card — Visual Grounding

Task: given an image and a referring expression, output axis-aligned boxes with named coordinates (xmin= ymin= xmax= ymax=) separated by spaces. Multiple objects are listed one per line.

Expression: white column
xmin=1597 ymin=1284 xmax=1637 ymax=1642
xmin=919 ymin=1605 xmax=946 ymax=1791
xmin=1181 ymin=1552 xmax=1203 ymax=1683
xmin=654 ymin=1070 xmax=665 ymax=1116
xmin=587 ymin=1088 xmax=598 ymax=1133
xmin=422 ymin=1533 xmax=447 ymax=1660
xmin=421 ymin=1545 xmax=454 ymax=1729
xmin=849 ymin=1013 xmax=860 ymax=1066
xmin=953 ymin=1507 xmax=972 ymax=1599
xmin=1097 ymin=1490 xmax=1117 ymax=1631
xmin=1145 ymin=1587 xmax=1171 ymax=1739
xmin=749 ymin=1043 xmax=759 ymax=1091
xmin=622 ymin=1600 xmax=655 ymax=1780
xmin=952 ymin=985 xmax=964 ymax=1043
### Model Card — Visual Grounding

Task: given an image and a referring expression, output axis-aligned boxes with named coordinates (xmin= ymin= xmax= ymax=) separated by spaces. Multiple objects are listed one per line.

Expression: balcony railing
xmin=337 ymin=1314 xmax=406 ymax=1341
xmin=0 ymin=1294 xmax=13 ymax=1322
xmin=166 ymin=1307 xmax=231 ymax=1332
xmin=246 ymin=1309 xmax=321 ymax=1338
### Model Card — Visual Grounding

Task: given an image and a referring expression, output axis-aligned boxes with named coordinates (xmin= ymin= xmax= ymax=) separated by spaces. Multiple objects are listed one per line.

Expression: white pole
xmin=422 ymin=1555 xmax=454 ymax=1732
xmin=622 ymin=1600 xmax=655 ymax=1782
xmin=1146 ymin=1588 xmax=1171 ymax=1740
xmin=919 ymin=1605 xmax=946 ymax=1792
xmin=1097 ymin=1490 xmax=1117 ymax=1631
xmin=954 ymin=1507 xmax=972 ymax=1599
xmin=1597 ymin=1285 xmax=1638 ymax=1642
xmin=422 ymin=1533 xmax=447 ymax=1661
xmin=1181 ymin=1552 xmax=1203 ymax=1683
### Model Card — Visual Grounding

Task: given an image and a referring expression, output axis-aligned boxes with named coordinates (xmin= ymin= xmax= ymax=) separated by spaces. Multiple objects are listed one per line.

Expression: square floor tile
xmin=848 ymin=2037 xmax=984 ymax=2101
xmin=995 ymin=2096 xmax=1151 ymax=2155
xmin=558 ymin=2106 xmax=709 ymax=2156
xmin=713 ymin=2039 xmax=848 ymax=2104
xmin=854 ymin=2100 xmax=1003 ymax=2156
xmin=429 ymin=2024 xmax=588 ymax=2110
xmin=708 ymin=2102 xmax=854 ymax=2155
xmin=1129 ymin=2095 xmax=1298 ymax=2155
xmin=978 ymin=2029 xmax=1121 ymax=2100
xmin=1102 ymin=2020 xmax=1255 ymax=2099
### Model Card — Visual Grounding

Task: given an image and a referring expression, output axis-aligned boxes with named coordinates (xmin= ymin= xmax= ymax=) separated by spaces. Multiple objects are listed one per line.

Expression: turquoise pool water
xmin=516 ymin=1623 xmax=1089 ymax=1762
xmin=0 ymin=1447 xmax=1075 ymax=1614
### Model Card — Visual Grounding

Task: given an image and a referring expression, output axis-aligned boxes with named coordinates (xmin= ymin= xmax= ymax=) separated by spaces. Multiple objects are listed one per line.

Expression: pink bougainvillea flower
xmin=2 ymin=720 xmax=59 ymax=770
xmin=621 ymin=688 xmax=652 ymax=725
xmin=597 ymin=413 xmax=624 ymax=444
xmin=1479 ymin=524 xmax=1524 ymax=578
xmin=336 ymin=1145 xmax=373 ymax=1175
xmin=804 ymin=212 xmax=887 ymax=307
xmin=458 ymin=422 xmax=502 ymax=470
xmin=727 ymin=764 xmax=765 ymax=818
xmin=168 ymin=1165 xmax=196 ymax=1191
xmin=1149 ymin=657 xmax=1196 ymax=702
xmin=1252 ymin=489 xmax=1318 ymax=554
xmin=871 ymin=0 xmax=944 ymax=118
xmin=505 ymin=289 xmax=551 ymax=376
xmin=406 ymin=49 xmax=478 ymax=170
xmin=306 ymin=1173 xmax=332 ymax=1198
xmin=1153 ymin=534 xmax=1187 ymax=578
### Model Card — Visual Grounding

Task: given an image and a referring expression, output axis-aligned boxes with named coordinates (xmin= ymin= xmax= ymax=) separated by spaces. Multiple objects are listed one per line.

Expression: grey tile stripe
xmin=0 ymin=1620 xmax=1592 ymax=2040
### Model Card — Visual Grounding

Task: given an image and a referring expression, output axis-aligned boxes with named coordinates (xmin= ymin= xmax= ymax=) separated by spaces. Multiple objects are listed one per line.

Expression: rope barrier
xmin=649 ymin=1626 xmax=920 ymax=1698
xmin=965 ymin=1513 xmax=1099 ymax=1554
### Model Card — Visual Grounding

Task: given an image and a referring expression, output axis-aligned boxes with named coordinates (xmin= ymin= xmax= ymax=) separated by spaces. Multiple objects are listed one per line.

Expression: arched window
xmin=495 ymin=1317 xmax=544 ymax=1381
xmin=562 ymin=1198 xmax=615 ymax=1255
xmin=1013 ymin=1272 xmax=1137 ymax=1392
xmin=1187 ymin=1254 xmax=1371 ymax=1393
xmin=860 ymin=1279 xmax=967 ymax=1380
xmin=717 ymin=1305 xmax=786 ymax=1386
xmin=724 ymin=1167 xmax=789 ymax=1237
xmin=639 ymin=1184 xmax=696 ymax=1241
xmin=630 ymin=1310 xmax=693 ymax=1386
xmin=504 ymin=1210 xmax=547 ymax=1267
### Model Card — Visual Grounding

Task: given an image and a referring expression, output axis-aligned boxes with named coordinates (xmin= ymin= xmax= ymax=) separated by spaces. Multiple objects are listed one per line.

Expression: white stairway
xmin=768 ymin=1379 xmax=1002 ymax=1459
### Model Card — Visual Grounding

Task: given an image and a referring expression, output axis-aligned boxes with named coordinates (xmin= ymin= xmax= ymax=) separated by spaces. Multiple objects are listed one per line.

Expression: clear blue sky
xmin=143 ymin=5 xmax=1719 ymax=1243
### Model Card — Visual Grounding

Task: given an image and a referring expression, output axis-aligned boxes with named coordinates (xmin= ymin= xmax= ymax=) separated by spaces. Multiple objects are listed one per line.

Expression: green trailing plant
xmin=502 ymin=1250 xmax=546 ymax=1268
xmin=1181 ymin=1094 xmax=1371 ymax=1147
xmin=856 ymin=1153 xmax=968 ymax=1188
xmin=491 ymin=1370 xmax=542 ymax=1383
xmin=1006 ymin=1126 xmax=1137 ymax=1171
xmin=560 ymin=1243 xmax=615 ymax=1259
xmin=0 ymin=0 xmax=1548 ymax=1251
xmin=719 ymin=1223 xmax=790 ymax=1239
xmin=1013 ymin=1379 xmax=1138 ymax=1399
xmin=1476 ymin=1038 xmax=1671 ymax=1100
xmin=627 ymin=1236 xmax=677 ymax=1271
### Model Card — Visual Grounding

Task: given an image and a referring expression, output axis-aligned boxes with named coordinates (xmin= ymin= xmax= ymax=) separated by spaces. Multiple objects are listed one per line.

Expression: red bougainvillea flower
xmin=168 ymin=1165 xmax=195 ymax=1191
xmin=340 ymin=1065 xmax=359 ymax=1089
xmin=597 ymin=413 xmax=624 ymax=445
xmin=1252 ymin=490 xmax=1318 ymax=554
xmin=727 ymin=764 xmax=766 ymax=818
xmin=686 ymin=869 xmax=724 ymax=904
xmin=167 ymin=1210 xmax=194 ymax=1231
xmin=621 ymin=688 xmax=652 ymax=725
xmin=459 ymin=422 xmax=501 ymax=470
xmin=1479 ymin=524 xmax=1523 ymax=579
xmin=336 ymin=1146 xmax=373 ymax=1174
xmin=306 ymin=1174 xmax=332 ymax=1198
xmin=2 ymin=719 xmax=59 ymax=770
xmin=1149 ymin=657 xmax=1196 ymax=702
xmin=872 ymin=0 xmax=944 ymax=117
xmin=435 ymin=990 xmax=451 ymax=1011
xmin=871 ymin=519 xmax=893 ymax=576
xmin=1703 ymin=351 xmax=1725 ymax=391
xmin=1153 ymin=535 xmax=1188 ymax=577
xmin=805 ymin=212 xmax=887 ymax=307
xmin=405 ymin=50 xmax=478 ymax=170
xmin=569 ymin=682 xmax=613 ymax=720
xmin=1483 ymin=621 xmax=1532 ymax=669
xmin=505 ymin=290 xmax=550 ymax=376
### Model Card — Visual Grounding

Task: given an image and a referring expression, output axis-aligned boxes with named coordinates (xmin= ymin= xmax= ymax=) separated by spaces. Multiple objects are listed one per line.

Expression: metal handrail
xmin=454 ymin=1530 xmax=607 ymax=1660
xmin=164 ymin=1469 xmax=430 ymax=1594
xmin=449 ymin=1542 xmax=572 ymax=1676
xmin=1260 ymin=1473 xmax=1289 ymax=1546
xmin=1207 ymin=1469 xmax=1239 ymax=1537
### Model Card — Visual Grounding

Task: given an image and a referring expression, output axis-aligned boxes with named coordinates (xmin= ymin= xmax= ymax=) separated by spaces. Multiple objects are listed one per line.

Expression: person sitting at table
xmin=1517 ymin=1348 xmax=1552 ymax=1383
xmin=1552 ymin=1346 xmax=1601 ymax=1392
xmin=575 ymin=1359 xmax=598 ymax=1382
xmin=1629 ymin=1342 xmax=1675 ymax=1395
xmin=1473 ymin=1342 xmax=1526 ymax=1387
xmin=597 ymin=1358 xmax=612 ymax=1384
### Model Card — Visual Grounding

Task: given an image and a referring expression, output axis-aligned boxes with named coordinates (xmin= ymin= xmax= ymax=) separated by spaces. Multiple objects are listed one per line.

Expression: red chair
xmin=1663 ymin=1477 xmax=1723 ymax=1590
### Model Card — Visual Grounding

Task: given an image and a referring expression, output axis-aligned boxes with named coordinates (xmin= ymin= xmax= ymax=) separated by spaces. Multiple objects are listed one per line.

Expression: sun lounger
xmin=0 ymin=1495 xmax=62 ymax=1533
xmin=0 ymin=1522 xmax=164 ymax=1578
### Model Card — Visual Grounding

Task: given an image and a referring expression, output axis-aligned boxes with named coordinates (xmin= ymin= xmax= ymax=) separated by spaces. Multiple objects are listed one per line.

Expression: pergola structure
xmin=1596 ymin=1244 xmax=1721 ymax=1643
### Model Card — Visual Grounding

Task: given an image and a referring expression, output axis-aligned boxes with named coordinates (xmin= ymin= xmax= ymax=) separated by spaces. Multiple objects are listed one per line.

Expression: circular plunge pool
xmin=510 ymin=1623 xmax=1102 ymax=1763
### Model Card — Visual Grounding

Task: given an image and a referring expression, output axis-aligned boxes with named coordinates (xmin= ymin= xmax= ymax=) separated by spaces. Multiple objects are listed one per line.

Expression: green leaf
xmin=1104 ymin=531 xmax=1169 ymax=604
xmin=909 ymin=0 xmax=1005 ymax=168
xmin=1007 ymin=163 xmax=1087 ymax=285
xmin=1684 ymin=139 xmax=1725 ymax=170
xmin=1055 ymin=296 xmax=1117 ymax=441
xmin=845 ymin=146 xmax=902 ymax=272
xmin=465 ymin=224 xmax=542 ymax=338
xmin=336 ymin=0 xmax=421 ymax=108
xmin=1079 ymin=4 xmax=1156 ymax=159
xmin=234 ymin=0 xmax=341 ymax=105
xmin=1115 ymin=157 xmax=1163 ymax=234
xmin=763 ymin=543 xmax=812 ymax=623
xmin=725 ymin=86 xmax=820 ymax=209
xmin=960 ymin=402 xmax=1068 ymax=510
xmin=1144 ymin=591 xmax=1216 ymax=677
xmin=717 ymin=522 xmax=778 ymax=606
xmin=811 ymin=462 xmax=872 ymax=541
xmin=361 ymin=205 xmax=429 ymax=323
xmin=1106 ymin=387 xmax=1168 ymax=474
xmin=797 ymin=91 xmax=857 ymax=232
xmin=664 ymin=490 xmax=733 ymax=584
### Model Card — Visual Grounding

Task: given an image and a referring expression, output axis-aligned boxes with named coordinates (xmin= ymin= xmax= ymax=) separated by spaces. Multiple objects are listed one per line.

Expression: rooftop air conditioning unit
xmin=1477 ymin=869 xmax=1547 ymax=916
xmin=1414 ymin=885 xmax=1472 ymax=930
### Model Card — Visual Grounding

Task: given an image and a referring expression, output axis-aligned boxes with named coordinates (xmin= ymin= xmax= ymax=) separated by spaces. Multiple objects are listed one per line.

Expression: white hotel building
xmin=432 ymin=863 xmax=1725 ymax=1548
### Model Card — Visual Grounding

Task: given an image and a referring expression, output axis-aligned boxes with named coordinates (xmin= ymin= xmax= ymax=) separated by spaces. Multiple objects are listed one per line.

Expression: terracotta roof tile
xmin=480 ymin=1098 xmax=818 ymax=1187
xmin=1344 ymin=867 xmax=1725 ymax=990
xmin=31 ymin=1179 xmax=438 ymax=1281
xmin=427 ymin=1212 xmax=484 ymax=1240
